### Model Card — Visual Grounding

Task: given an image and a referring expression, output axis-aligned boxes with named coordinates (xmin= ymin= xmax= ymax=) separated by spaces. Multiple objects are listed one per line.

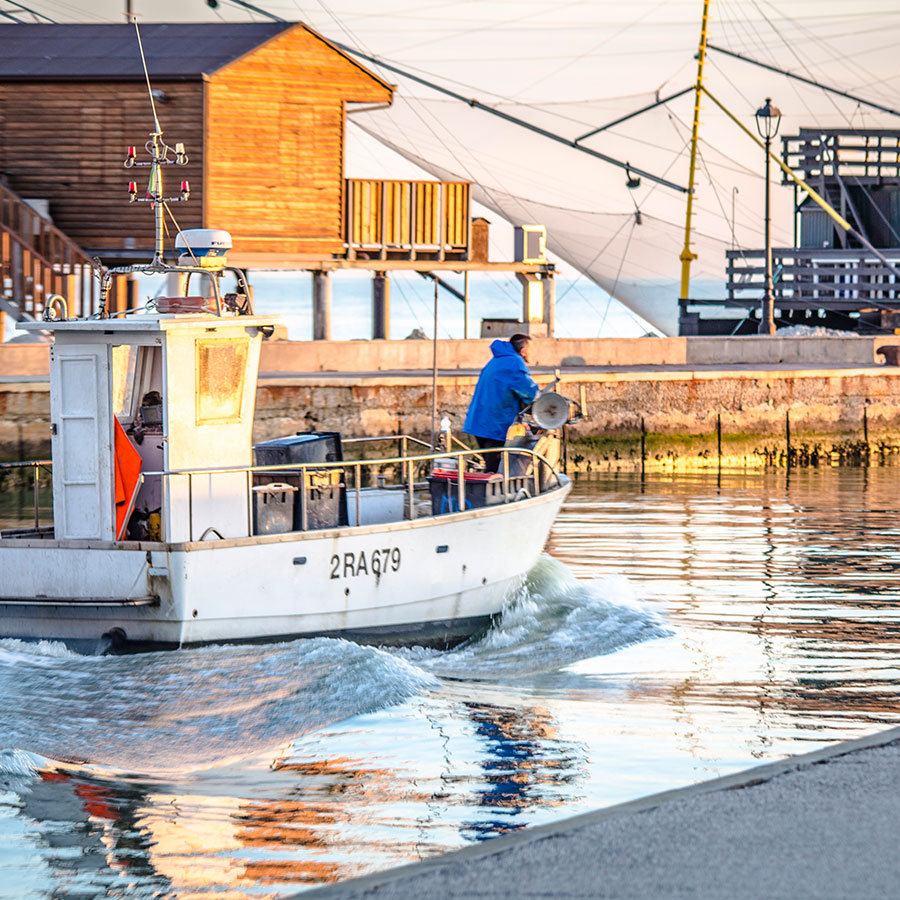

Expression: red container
xmin=427 ymin=468 xmax=527 ymax=514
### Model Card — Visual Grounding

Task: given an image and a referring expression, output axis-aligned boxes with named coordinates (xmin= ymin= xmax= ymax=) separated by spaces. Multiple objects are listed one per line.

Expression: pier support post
xmin=312 ymin=270 xmax=332 ymax=341
xmin=542 ymin=271 xmax=556 ymax=337
xmin=373 ymin=271 xmax=390 ymax=340
xmin=166 ymin=271 xmax=187 ymax=298
xmin=517 ymin=272 xmax=542 ymax=326
xmin=463 ymin=270 xmax=469 ymax=340
xmin=514 ymin=271 xmax=555 ymax=336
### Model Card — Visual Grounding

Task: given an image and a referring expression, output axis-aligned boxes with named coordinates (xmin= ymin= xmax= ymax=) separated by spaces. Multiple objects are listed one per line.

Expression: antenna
xmin=120 ymin=17 xmax=191 ymax=269
xmin=130 ymin=15 xmax=161 ymax=135
xmin=99 ymin=18 xmax=192 ymax=316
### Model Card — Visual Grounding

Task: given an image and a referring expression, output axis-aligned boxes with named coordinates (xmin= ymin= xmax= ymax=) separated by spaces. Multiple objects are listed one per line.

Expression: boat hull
xmin=0 ymin=478 xmax=570 ymax=651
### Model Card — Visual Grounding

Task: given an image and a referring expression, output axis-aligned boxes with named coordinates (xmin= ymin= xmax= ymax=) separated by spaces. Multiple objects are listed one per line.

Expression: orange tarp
xmin=114 ymin=417 xmax=142 ymax=540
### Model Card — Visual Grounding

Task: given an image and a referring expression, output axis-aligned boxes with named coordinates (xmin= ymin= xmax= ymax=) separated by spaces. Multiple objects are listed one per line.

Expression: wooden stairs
xmin=0 ymin=184 xmax=131 ymax=341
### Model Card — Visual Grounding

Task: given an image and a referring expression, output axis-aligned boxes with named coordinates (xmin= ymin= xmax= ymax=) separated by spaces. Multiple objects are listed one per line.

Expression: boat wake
xmin=0 ymin=747 xmax=45 ymax=779
xmin=0 ymin=635 xmax=436 ymax=774
xmin=0 ymin=557 xmax=664 ymax=775
xmin=399 ymin=555 xmax=668 ymax=680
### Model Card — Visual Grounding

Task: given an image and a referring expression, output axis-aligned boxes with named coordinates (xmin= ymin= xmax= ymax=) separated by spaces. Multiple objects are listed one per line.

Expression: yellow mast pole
xmin=702 ymin=86 xmax=850 ymax=231
xmin=679 ymin=0 xmax=711 ymax=302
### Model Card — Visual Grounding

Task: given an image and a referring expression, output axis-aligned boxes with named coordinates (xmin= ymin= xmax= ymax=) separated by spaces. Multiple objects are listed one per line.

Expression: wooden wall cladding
xmin=0 ymin=24 xmax=392 ymax=259
xmin=0 ymin=81 xmax=204 ymax=251
xmin=205 ymin=25 xmax=392 ymax=255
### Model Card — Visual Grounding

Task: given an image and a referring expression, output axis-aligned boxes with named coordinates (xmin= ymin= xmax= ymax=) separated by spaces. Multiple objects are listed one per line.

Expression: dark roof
xmin=0 ymin=23 xmax=294 ymax=80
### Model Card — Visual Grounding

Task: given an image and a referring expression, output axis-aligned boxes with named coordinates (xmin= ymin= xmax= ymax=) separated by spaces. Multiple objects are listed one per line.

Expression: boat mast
xmin=679 ymin=0 xmax=711 ymax=303
xmin=132 ymin=17 xmax=173 ymax=268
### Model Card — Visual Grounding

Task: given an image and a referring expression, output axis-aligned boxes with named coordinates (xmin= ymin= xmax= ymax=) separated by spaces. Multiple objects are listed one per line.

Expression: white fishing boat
xmin=0 ymin=105 xmax=571 ymax=654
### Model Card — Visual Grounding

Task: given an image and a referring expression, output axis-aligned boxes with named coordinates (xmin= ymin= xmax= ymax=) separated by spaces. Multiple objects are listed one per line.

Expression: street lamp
xmin=755 ymin=98 xmax=782 ymax=335
xmin=731 ymin=186 xmax=739 ymax=251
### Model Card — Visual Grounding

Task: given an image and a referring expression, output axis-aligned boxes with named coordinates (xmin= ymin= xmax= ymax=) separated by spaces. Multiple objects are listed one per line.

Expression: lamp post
xmin=755 ymin=98 xmax=782 ymax=335
xmin=731 ymin=186 xmax=739 ymax=251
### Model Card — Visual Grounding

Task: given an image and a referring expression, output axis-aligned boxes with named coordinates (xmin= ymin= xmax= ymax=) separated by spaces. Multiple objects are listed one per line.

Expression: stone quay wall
xmin=0 ymin=382 xmax=50 ymax=460
xmin=4 ymin=337 xmax=900 ymax=462
xmin=5 ymin=367 xmax=900 ymax=461
xmin=253 ymin=366 xmax=900 ymax=447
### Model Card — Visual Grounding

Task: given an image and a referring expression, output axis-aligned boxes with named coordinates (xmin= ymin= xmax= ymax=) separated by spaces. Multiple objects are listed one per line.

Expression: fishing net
xmin=339 ymin=3 xmax=900 ymax=334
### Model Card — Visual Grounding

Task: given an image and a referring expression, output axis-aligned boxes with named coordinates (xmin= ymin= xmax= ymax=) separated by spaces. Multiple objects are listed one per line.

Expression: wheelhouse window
xmin=111 ymin=344 xmax=139 ymax=421
xmin=195 ymin=337 xmax=248 ymax=425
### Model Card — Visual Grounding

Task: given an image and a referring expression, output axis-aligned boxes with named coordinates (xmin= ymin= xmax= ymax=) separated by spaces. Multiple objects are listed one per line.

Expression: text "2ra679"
xmin=330 ymin=547 xmax=401 ymax=579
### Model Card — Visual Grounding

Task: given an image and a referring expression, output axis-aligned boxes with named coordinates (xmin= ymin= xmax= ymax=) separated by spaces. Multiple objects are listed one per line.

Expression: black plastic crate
xmin=253 ymin=469 xmax=346 ymax=530
xmin=253 ymin=432 xmax=343 ymax=467
xmin=253 ymin=432 xmax=346 ymax=529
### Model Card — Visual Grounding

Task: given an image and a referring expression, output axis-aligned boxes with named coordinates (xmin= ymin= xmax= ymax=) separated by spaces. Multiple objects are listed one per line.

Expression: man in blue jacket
xmin=463 ymin=333 xmax=538 ymax=472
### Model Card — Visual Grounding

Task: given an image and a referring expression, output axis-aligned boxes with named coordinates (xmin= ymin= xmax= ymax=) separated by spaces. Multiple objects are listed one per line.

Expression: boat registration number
xmin=330 ymin=547 xmax=401 ymax=579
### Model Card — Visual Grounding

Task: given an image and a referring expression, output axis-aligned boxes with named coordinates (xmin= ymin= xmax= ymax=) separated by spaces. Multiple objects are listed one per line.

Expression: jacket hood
xmin=490 ymin=339 xmax=521 ymax=359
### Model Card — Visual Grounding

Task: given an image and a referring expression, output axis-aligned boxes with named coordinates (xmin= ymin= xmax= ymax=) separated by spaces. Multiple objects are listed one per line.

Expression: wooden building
xmin=702 ymin=128 xmax=900 ymax=335
xmin=0 ymin=23 xmax=555 ymax=339
xmin=0 ymin=22 xmax=392 ymax=258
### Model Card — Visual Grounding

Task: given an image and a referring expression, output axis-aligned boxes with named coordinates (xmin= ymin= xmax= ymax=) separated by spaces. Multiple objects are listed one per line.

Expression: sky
xmin=6 ymin=0 xmax=900 ymax=336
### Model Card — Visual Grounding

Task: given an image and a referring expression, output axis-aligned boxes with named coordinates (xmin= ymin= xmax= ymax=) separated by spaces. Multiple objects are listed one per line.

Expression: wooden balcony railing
xmin=726 ymin=247 xmax=900 ymax=310
xmin=346 ymin=179 xmax=471 ymax=261
xmin=783 ymin=128 xmax=900 ymax=186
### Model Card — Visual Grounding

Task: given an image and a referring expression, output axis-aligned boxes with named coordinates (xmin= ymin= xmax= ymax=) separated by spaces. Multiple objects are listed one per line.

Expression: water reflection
xmin=460 ymin=701 xmax=581 ymax=840
xmin=14 ymin=771 xmax=172 ymax=898
xmin=6 ymin=695 xmax=584 ymax=898
xmin=549 ymin=469 xmax=900 ymax=748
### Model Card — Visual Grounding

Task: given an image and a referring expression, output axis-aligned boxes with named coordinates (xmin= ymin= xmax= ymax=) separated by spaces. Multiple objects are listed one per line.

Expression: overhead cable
xmin=727 ymin=2 xmax=900 ymax=249
xmin=575 ymin=87 xmax=694 ymax=143
xmin=330 ymin=40 xmax=690 ymax=195
xmin=703 ymin=84 xmax=900 ymax=310
xmin=203 ymin=0 xmax=689 ymax=193
xmin=707 ymin=43 xmax=900 ymax=119
xmin=206 ymin=0 xmax=284 ymax=22
xmin=0 ymin=0 xmax=56 ymax=23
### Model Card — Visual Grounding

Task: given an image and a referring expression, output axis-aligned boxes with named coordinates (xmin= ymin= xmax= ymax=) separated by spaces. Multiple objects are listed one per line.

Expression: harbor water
xmin=3 ymin=468 xmax=900 ymax=898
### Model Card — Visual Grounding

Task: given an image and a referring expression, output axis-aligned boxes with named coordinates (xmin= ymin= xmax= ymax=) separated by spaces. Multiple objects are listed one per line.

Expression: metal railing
xmin=342 ymin=433 xmax=434 ymax=457
xmin=342 ymin=432 xmax=469 ymax=456
xmin=145 ymin=445 xmax=558 ymax=543
xmin=782 ymin=128 xmax=900 ymax=186
xmin=0 ymin=459 xmax=52 ymax=532
xmin=0 ymin=444 xmax=560 ymax=543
